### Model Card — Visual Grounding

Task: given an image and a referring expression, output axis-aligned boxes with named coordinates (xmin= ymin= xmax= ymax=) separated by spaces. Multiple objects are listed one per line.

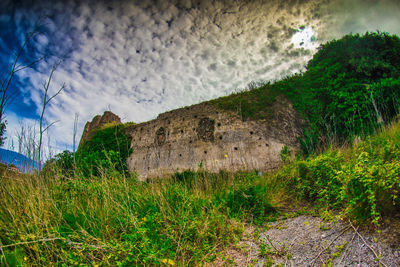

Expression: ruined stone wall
xmin=126 ymin=96 xmax=304 ymax=180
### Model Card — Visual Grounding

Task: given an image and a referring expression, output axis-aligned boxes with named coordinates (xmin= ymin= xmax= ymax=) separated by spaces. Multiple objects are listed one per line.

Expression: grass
xmin=0 ymin=169 xmax=278 ymax=266
xmin=209 ymin=82 xmax=281 ymax=121
xmin=1 ymin=120 xmax=400 ymax=266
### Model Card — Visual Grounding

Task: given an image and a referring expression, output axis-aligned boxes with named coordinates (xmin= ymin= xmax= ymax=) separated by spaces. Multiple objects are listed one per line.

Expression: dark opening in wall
xmin=266 ymin=143 xmax=269 ymax=147
xmin=182 ymin=118 xmax=185 ymax=121
xmin=217 ymin=122 xmax=221 ymax=127
xmin=179 ymin=154 xmax=182 ymax=157
xmin=181 ymin=129 xmax=184 ymax=134
xmin=196 ymin=117 xmax=215 ymax=142
xmin=259 ymin=137 xmax=262 ymax=140
xmin=219 ymin=136 xmax=222 ymax=140
xmin=155 ymin=127 xmax=166 ymax=145
xmin=204 ymin=150 xmax=207 ymax=154
xmin=194 ymin=115 xmax=198 ymax=118
xmin=189 ymin=140 xmax=192 ymax=144
xmin=250 ymin=131 xmax=254 ymax=135
xmin=234 ymin=147 xmax=238 ymax=151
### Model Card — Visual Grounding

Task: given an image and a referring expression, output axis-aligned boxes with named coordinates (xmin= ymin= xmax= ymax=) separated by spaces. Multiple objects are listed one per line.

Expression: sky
xmin=0 ymin=0 xmax=399 ymax=159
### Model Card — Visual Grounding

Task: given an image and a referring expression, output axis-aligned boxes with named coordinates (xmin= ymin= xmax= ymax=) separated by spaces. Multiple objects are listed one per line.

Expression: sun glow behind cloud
xmin=291 ymin=26 xmax=318 ymax=50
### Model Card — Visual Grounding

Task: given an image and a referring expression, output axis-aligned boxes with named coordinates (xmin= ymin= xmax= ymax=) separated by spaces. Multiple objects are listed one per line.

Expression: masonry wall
xmin=126 ymin=96 xmax=303 ymax=180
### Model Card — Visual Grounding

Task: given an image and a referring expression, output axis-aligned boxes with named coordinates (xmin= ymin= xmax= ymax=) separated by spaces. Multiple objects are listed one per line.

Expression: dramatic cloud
xmin=1 ymin=0 xmax=399 ymax=157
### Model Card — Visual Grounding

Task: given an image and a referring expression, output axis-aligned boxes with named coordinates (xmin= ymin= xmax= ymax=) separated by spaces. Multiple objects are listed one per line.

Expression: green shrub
xmin=277 ymin=121 xmax=400 ymax=224
xmin=211 ymin=32 xmax=400 ymax=154
xmin=224 ymin=183 xmax=276 ymax=225
xmin=75 ymin=123 xmax=132 ymax=177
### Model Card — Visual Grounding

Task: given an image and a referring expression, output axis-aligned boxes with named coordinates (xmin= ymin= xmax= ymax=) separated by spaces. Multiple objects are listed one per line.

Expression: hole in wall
xmin=155 ymin=127 xmax=166 ymax=145
xmin=194 ymin=115 xmax=198 ymax=118
xmin=204 ymin=150 xmax=207 ymax=154
xmin=266 ymin=143 xmax=269 ymax=147
xmin=234 ymin=147 xmax=238 ymax=151
xmin=189 ymin=140 xmax=192 ymax=144
xmin=196 ymin=117 xmax=215 ymax=142
xmin=181 ymin=129 xmax=184 ymax=134
xmin=217 ymin=123 xmax=221 ymax=127
xmin=219 ymin=136 xmax=222 ymax=140
xmin=250 ymin=131 xmax=254 ymax=135
xmin=179 ymin=154 xmax=182 ymax=157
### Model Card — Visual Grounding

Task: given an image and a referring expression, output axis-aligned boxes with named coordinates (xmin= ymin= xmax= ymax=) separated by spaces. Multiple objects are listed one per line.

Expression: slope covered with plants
xmin=1 ymin=32 xmax=400 ymax=265
xmin=212 ymin=32 xmax=400 ymax=154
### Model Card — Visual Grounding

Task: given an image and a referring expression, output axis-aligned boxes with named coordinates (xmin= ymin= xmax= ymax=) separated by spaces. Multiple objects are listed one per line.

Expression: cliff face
xmin=78 ymin=111 xmax=121 ymax=149
xmin=126 ymin=96 xmax=304 ymax=180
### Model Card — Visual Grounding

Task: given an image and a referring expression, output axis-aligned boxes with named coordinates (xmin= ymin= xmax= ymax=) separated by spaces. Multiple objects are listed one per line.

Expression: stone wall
xmin=126 ymin=96 xmax=304 ymax=180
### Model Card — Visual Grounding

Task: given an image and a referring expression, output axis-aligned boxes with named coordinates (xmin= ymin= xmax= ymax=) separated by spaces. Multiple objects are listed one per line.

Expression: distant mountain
xmin=0 ymin=148 xmax=39 ymax=172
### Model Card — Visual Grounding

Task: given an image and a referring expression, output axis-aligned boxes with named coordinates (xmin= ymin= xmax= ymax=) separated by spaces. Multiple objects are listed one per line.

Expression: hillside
xmin=0 ymin=148 xmax=39 ymax=172
xmin=1 ymin=32 xmax=400 ymax=266
xmin=75 ymin=32 xmax=400 ymax=180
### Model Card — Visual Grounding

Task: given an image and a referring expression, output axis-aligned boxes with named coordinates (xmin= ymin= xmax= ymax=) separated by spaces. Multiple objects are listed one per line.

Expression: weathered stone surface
xmin=78 ymin=111 xmax=122 ymax=149
xmin=126 ymin=96 xmax=304 ymax=180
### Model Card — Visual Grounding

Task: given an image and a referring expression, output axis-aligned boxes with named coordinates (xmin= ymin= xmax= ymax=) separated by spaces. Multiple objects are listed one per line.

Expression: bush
xmin=276 ymin=121 xmax=400 ymax=225
xmin=75 ymin=123 xmax=132 ymax=177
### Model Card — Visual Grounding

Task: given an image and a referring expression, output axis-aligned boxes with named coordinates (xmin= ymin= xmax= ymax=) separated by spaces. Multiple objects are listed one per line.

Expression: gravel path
xmin=210 ymin=215 xmax=400 ymax=266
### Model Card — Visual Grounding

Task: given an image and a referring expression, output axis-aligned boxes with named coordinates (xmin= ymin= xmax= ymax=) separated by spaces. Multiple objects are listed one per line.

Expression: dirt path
xmin=210 ymin=215 xmax=400 ymax=266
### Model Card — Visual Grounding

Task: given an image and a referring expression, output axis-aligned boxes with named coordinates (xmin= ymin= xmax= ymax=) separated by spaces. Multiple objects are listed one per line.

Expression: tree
xmin=0 ymin=23 xmax=44 ymax=146
xmin=38 ymin=63 xmax=65 ymax=169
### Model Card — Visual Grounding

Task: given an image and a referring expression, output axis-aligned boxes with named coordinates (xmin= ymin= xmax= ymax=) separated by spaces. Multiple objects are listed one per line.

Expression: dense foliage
xmin=276 ymin=120 xmax=400 ymax=225
xmin=3 ymin=32 xmax=400 ymax=265
xmin=76 ymin=123 xmax=133 ymax=176
xmin=2 ymin=120 xmax=399 ymax=265
xmin=44 ymin=123 xmax=133 ymax=177
xmin=0 ymin=170 xmax=276 ymax=265
xmin=212 ymin=32 xmax=400 ymax=154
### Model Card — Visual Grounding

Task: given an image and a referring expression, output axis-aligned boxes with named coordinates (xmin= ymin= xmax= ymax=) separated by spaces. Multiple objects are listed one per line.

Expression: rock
xmin=78 ymin=111 xmax=121 ymax=149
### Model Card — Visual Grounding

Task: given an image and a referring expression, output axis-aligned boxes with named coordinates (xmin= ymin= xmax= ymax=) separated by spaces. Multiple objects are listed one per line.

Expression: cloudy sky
xmin=1 ymin=0 xmax=399 ymax=158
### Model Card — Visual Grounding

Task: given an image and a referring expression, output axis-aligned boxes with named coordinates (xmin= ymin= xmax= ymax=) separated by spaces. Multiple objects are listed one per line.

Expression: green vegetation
xmin=0 ymin=169 xmax=278 ymax=265
xmin=276 ymin=119 xmax=400 ymax=225
xmin=44 ymin=123 xmax=133 ymax=177
xmin=1 ymin=32 xmax=400 ymax=265
xmin=212 ymin=32 xmax=400 ymax=154
xmin=2 ymin=120 xmax=399 ymax=265
xmin=210 ymin=82 xmax=280 ymax=121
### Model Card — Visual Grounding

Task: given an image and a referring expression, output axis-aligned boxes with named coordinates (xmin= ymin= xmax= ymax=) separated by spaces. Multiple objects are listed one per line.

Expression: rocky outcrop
xmin=78 ymin=111 xmax=121 ymax=149
xmin=126 ymin=96 xmax=304 ymax=180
